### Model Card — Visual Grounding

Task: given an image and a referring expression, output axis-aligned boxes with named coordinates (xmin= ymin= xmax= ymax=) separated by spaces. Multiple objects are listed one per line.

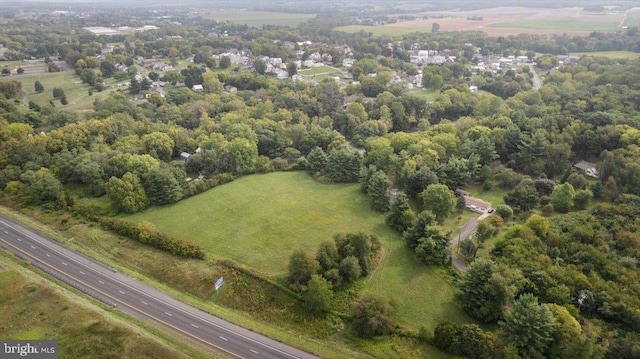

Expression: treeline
xmin=99 ymin=217 xmax=206 ymax=259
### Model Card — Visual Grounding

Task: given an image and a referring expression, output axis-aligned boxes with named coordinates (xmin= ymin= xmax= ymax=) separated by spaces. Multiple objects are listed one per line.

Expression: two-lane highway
xmin=0 ymin=215 xmax=321 ymax=359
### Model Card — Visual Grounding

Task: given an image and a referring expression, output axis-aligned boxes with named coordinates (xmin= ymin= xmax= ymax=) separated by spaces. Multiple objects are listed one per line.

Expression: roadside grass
xmin=488 ymin=16 xmax=621 ymax=32
xmin=569 ymin=51 xmax=640 ymax=59
xmin=192 ymin=10 xmax=316 ymax=27
xmin=127 ymin=171 xmax=398 ymax=275
xmin=0 ymin=253 xmax=214 ymax=359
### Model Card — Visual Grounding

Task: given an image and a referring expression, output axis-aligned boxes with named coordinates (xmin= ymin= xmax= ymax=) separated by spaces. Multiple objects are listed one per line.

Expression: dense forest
xmin=1 ymin=6 xmax=640 ymax=359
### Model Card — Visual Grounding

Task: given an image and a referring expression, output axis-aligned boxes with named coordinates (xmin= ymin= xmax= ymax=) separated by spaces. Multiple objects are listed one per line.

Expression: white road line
xmin=3 ymin=230 xmax=7 ymax=234
xmin=30 ymin=245 xmax=36 ymax=249
xmin=79 ymin=271 xmax=85 ymax=275
xmin=165 ymin=312 xmax=172 ymax=317
xmin=62 ymin=262 xmax=67 ymax=266
xmin=45 ymin=253 xmax=50 ymax=257
xmin=118 ymin=290 xmax=125 ymax=294
xmin=250 ymin=349 xmax=259 ymax=354
xmin=219 ymin=336 xmax=228 ymax=341
xmin=17 ymin=238 xmax=21 ymax=241
xmin=191 ymin=323 xmax=199 ymax=328
xmin=141 ymin=300 xmax=148 ymax=305
xmin=98 ymin=280 xmax=105 ymax=284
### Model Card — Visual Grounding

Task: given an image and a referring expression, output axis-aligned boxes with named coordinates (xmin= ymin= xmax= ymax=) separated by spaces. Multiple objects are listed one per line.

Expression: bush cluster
xmin=99 ymin=218 xmax=205 ymax=259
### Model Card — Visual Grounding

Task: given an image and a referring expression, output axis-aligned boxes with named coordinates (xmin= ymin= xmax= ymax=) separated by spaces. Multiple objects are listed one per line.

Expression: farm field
xmin=191 ymin=10 xmax=316 ymax=27
xmin=336 ymin=7 xmax=628 ymax=37
xmin=127 ymin=171 xmax=399 ymax=275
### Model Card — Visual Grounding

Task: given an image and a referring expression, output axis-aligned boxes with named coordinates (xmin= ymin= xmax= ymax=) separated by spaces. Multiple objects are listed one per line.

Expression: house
xmin=469 ymin=85 xmax=478 ymax=93
xmin=465 ymin=197 xmax=491 ymax=213
xmin=192 ymin=84 xmax=203 ymax=92
xmin=224 ymin=85 xmax=237 ymax=93
xmin=573 ymin=161 xmax=598 ymax=178
xmin=180 ymin=152 xmax=191 ymax=161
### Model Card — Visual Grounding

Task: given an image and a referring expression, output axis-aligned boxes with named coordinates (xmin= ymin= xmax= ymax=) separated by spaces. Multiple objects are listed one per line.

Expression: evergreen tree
xmin=34 ymin=80 xmax=44 ymax=93
xmin=386 ymin=192 xmax=415 ymax=233
xmin=367 ymin=170 xmax=391 ymax=211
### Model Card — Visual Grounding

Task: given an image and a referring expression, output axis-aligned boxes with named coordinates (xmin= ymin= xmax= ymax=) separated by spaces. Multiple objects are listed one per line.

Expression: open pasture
xmin=337 ymin=7 xmax=628 ymax=37
xmin=191 ymin=10 xmax=316 ymax=27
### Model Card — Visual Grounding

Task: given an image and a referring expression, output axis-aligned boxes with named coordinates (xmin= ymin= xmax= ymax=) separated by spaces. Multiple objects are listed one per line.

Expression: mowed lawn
xmin=363 ymin=234 xmax=474 ymax=331
xmin=127 ymin=171 xmax=399 ymax=275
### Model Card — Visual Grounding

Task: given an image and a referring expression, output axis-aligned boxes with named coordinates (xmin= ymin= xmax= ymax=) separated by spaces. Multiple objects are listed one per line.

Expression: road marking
xmin=191 ymin=323 xmax=199 ymax=328
xmin=62 ymin=262 xmax=67 ymax=266
xmin=0 ymin=235 xmax=244 ymax=359
xmin=141 ymin=300 xmax=148 ymax=305
xmin=118 ymin=290 xmax=125 ymax=294
xmin=17 ymin=238 xmax=21 ymax=241
xmin=219 ymin=336 xmax=228 ymax=341
xmin=250 ymin=349 xmax=259 ymax=354
xmin=45 ymin=253 xmax=50 ymax=257
xmin=165 ymin=312 xmax=172 ymax=317
xmin=30 ymin=245 xmax=36 ymax=249
xmin=98 ymin=280 xmax=105 ymax=284
xmin=79 ymin=271 xmax=85 ymax=275
xmin=3 ymin=230 xmax=7 ymax=234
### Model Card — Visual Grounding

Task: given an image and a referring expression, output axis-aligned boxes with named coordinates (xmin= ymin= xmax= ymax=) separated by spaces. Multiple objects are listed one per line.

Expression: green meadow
xmin=127 ymin=171 xmax=473 ymax=330
xmin=334 ymin=25 xmax=429 ymax=36
xmin=128 ymin=171 xmax=397 ymax=275
xmin=193 ymin=10 xmax=316 ymax=27
xmin=570 ymin=51 xmax=640 ymax=60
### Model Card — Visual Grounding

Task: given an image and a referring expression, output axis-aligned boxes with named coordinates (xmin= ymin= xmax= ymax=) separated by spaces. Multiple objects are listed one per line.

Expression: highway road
xmin=0 ymin=215 xmax=321 ymax=359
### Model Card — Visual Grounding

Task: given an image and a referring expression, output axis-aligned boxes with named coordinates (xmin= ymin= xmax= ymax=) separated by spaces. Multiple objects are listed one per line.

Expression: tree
xmin=104 ymin=172 xmax=148 ymax=213
xmin=495 ymin=204 xmax=514 ymax=219
xmin=459 ymin=258 xmax=513 ymax=323
xmin=500 ymin=293 xmax=557 ymax=359
xmin=303 ymin=274 xmax=333 ymax=316
xmin=326 ymin=147 xmax=362 ymax=183
xmin=386 ymin=192 xmax=415 ymax=233
xmin=142 ymin=132 xmax=175 ymax=162
xmin=526 ymin=214 xmax=550 ymax=238
xmin=17 ymin=67 xmax=24 ymax=74
xmin=145 ymin=168 xmax=183 ymax=205
xmin=419 ymin=183 xmax=456 ymax=222
xmin=366 ymin=170 xmax=391 ymax=211
xmin=573 ymin=189 xmax=593 ymax=210
xmin=60 ymin=95 xmax=68 ymax=105
xmin=287 ymin=250 xmax=319 ymax=292
xmin=456 ymin=195 xmax=467 ymax=212
xmin=225 ymin=137 xmax=258 ymax=175
xmin=432 ymin=22 xmax=441 ymax=33
xmin=20 ymin=168 xmax=63 ymax=205
xmin=550 ymin=182 xmax=575 ymax=213
xmin=219 ymin=55 xmax=231 ymax=69
xmin=460 ymin=238 xmax=476 ymax=259
xmin=351 ymin=295 xmax=396 ymax=337
xmin=504 ymin=182 xmax=539 ymax=211
xmin=52 ymin=87 xmax=64 ymax=98
xmin=339 ymin=255 xmax=362 ymax=283
xmin=306 ymin=146 xmax=327 ymax=174
xmin=405 ymin=167 xmax=439 ymax=199
xmin=404 ymin=210 xmax=438 ymax=249
xmin=253 ymin=59 xmax=267 ymax=75
xmin=414 ymin=224 xmax=451 ymax=265
xmin=286 ymin=62 xmax=297 ymax=77
xmin=34 ymin=80 xmax=44 ymax=93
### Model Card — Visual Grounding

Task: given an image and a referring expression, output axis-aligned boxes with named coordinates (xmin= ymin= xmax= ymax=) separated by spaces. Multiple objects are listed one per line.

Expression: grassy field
xmin=0 ymin=253 xmax=215 ymax=359
xmin=488 ymin=16 xmax=621 ymax=32
xmin=128 ymin=171 xmax=398 ymax=275
xmin=334 ymin=25 xmax=426 ymax=36
xmin=192 ymin=10 xmax=316 ymax=27
xmin=623 ymin=8 xmax=640 ymax=28
xmin=569 ymin=51 xmax=640 ymax=59
xmin=299 ymin=65 xmax=341 ymax=76
xmin=128 ymin=171 xmax=474 ymax=333
xmin=0 ymin=69 xmax=117 ymax=113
